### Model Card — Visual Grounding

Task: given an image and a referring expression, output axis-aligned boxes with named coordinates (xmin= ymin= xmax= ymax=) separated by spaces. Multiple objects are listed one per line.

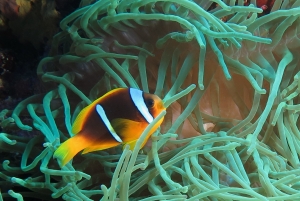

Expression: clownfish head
xmin=143 ymin=92 xmax=166 ymax=119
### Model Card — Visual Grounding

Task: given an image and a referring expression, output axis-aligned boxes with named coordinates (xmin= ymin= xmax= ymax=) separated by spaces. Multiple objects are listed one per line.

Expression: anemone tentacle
xmin=1 ymin=0 xmax=300 ymax=200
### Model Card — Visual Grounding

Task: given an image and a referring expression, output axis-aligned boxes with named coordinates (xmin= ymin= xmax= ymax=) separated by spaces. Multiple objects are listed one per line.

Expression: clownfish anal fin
xmin=110 ymin=118 xmax=145 ymax=142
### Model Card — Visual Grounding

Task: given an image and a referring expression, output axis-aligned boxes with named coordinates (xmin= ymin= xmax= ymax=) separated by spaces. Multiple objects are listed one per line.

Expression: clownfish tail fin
xmin=53 ymin=133 xmax=92 ymax=167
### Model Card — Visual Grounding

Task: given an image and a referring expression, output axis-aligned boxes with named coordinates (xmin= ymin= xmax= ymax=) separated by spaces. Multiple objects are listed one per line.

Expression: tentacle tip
xmin=24 ymin=125 xmax=33 ymax=131
xmin=265 ymin=38 xmax=272 ymax=44
xmin=181 ymin=186 xmax=188 ymax=193
xmin=140 ymin=163 xmax=146 ymax=170
xmin=198 ymin=83 xmax=204 ymax=90
xmin=225 ymin=76 xmax=232 ymax=81
xmin=123 ymin=144 xmax=130 ymax=151
xmin=10 ymin=177 xmax=17 ymax=183
xmin=258 ymin=89 xmax=267 ymax=94
xmin=3 ymin=160 xmax=10 ymax=165
xmin=200 ymin=44 xmax=206 ymax=49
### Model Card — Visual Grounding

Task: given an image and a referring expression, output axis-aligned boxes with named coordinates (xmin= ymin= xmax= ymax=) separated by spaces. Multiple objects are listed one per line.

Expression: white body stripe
xmin=129 ymin=88 xmax=154 ymax=124
xmin=96 ymin=104 xmax=123 ymax=143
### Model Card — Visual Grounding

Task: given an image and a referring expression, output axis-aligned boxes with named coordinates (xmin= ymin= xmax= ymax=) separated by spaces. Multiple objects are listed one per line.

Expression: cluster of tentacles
xmin=1 ymin=0 xmax=300 ymax=200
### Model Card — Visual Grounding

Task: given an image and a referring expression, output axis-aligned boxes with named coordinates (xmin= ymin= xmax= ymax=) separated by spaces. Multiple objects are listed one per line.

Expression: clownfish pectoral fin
xmin=82 ymin=139 xmax=120 ymax=154
xmin=123 ymin=132 xmax=152 ymax=150
xmin=110 ymin=118 xmax=145 ymax=142
xmin=53 ymin=133 xmax=93 ymax=167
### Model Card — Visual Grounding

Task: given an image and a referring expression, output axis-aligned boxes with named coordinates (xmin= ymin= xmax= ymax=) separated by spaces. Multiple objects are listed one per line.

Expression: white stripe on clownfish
xmin=95 ymin=104 xmax=123 ymax=143
xmin=129 ymin=88 xmax=153 ymax=124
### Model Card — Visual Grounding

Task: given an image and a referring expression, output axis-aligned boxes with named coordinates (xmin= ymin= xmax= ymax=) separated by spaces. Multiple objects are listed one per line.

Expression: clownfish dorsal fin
xmin=71 ymin=104 xmax=94 ymax=135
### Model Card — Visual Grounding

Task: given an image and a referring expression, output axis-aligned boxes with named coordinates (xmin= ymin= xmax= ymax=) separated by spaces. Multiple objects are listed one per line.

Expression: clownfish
xmin=53 ymin=88 xmax=166 ymax=166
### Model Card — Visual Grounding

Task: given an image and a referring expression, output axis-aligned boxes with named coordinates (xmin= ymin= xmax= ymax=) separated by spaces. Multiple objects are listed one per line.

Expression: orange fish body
xmin=54 ymin=88 xmax=165 ymax=166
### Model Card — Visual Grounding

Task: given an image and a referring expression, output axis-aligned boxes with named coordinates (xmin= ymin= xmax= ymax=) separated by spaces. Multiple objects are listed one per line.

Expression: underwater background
xmin=1 ymin=0 xmax=300 ymax=200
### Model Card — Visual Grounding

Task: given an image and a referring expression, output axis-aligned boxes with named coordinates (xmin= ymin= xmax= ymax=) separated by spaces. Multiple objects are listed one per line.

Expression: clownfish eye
xmin=145 ymin=99 xmax=154 ymax=108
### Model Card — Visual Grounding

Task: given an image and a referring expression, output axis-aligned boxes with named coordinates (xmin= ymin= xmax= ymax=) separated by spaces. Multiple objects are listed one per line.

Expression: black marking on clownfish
xmin=95 ymin=104 xmax=123 ymax=143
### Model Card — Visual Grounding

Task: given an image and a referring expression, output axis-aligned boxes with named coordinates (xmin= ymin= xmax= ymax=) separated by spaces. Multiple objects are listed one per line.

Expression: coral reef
xmin=1 ymin=0 xmax=300 ymax=200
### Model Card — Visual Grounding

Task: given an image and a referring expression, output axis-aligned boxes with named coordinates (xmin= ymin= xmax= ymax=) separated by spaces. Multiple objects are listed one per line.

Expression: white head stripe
xmin=129 ymin=88 xmax=154 ymax=124
xmin=96 ymin=104 xmax=123 ymax=143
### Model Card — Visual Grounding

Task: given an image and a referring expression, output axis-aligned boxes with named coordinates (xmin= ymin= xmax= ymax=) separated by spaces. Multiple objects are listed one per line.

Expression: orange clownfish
xmin=53 ymin=88 xmax=166 ymax=166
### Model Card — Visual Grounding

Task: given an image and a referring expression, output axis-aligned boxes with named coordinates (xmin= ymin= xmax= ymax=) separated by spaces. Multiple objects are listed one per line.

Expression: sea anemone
xmin=1 ymin=0 xmax=300 ymax=200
